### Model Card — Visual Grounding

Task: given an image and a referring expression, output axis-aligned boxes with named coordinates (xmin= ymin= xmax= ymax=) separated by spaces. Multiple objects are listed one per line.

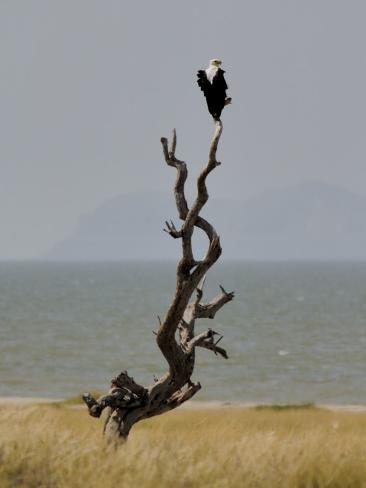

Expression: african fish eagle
xmin=197 ymin=59 xmax=231 ymax=120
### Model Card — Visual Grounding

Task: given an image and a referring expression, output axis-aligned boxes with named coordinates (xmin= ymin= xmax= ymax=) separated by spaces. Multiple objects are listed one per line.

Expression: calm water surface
xmin=1 ymin=261 xmax=366 ymax=404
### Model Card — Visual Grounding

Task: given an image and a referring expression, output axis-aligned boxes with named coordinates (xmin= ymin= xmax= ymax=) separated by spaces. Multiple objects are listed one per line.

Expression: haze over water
xmin=1 ymin=261 xmax=366 ymax=404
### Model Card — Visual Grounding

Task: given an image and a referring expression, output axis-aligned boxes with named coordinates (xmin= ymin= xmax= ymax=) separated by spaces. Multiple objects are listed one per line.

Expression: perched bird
xmin=197 ymin=59 xmax=231 ymax=120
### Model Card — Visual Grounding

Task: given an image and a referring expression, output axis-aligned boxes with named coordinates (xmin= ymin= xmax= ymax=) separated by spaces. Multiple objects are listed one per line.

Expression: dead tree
xmin=83 ymin=119 xmax=234 ymax=443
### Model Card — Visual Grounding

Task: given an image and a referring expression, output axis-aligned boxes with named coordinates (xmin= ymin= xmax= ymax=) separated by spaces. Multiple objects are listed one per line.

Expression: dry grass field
xmin=1 ymin=401 xmax=366 ymax=487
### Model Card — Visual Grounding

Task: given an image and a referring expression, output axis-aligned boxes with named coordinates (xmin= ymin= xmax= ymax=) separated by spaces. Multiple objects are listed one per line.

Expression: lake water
xmin=1 ymin=261 xmax=366 ymax=404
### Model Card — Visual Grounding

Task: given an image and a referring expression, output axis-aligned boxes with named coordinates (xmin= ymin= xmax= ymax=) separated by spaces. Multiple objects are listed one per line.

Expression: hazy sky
xmin=1 ymin=0 xmax=366 ymax=258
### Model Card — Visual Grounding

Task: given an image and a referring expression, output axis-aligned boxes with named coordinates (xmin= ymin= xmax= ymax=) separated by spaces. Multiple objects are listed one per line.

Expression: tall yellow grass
xmin=1 ymin=403 xmax=366 ymax=487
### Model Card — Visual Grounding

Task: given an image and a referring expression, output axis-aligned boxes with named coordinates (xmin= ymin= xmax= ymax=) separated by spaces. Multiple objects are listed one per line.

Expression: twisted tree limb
xmin=83 ymin=120 xmax=234 ymax=443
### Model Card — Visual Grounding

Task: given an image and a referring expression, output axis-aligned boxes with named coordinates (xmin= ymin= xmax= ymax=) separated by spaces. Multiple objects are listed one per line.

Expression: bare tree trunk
xmin=83 ymin=119 xmax=234 ymax=443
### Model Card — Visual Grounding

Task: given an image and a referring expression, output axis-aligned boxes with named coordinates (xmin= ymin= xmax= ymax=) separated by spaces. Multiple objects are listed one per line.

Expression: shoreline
xmin=1 ymin=396 xmax=366 ymax=412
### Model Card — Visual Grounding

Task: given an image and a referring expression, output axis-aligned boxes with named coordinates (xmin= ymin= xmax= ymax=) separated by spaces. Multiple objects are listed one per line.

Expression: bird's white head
xmin=209 ymin=59 xmax=222 ymax=67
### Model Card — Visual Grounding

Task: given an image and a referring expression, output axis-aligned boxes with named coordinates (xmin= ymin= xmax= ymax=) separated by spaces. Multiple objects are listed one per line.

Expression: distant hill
xmin=46 ymin=181 xmax=366 ymax=260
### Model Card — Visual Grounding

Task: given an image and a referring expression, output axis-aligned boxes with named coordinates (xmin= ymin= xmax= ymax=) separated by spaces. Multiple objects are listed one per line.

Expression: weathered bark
xmin=83 ymin=119 xmax=234 ymax=443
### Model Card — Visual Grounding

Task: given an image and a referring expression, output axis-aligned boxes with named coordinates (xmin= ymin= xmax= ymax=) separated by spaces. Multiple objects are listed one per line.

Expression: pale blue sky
xmin=1 ymin=0 xmax=366 ymax=258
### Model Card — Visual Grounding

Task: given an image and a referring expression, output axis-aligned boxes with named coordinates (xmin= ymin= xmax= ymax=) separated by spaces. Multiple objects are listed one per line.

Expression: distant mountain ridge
xmin=46 ymin=181 xmax=366 ymax=260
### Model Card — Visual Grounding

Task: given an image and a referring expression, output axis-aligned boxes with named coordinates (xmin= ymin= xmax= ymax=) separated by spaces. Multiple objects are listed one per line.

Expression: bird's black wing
xmin=212 ymin=69 xmax=228 ymax=91
xmin=197 ymin=70 xmax=212 ymax=94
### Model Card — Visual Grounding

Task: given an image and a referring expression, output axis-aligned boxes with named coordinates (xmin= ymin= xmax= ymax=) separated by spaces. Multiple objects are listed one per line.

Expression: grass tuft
xmin=254 ymin=402 xmax=316 ymax=411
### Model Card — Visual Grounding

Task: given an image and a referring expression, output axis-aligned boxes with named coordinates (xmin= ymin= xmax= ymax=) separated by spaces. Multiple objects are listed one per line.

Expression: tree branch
xmin=196 ymin=286 xmax=235 ymax=319
xmin=164 ymin=220 xmax=182 ymax=238
xmin=110 ymin=371 xmax=147 ymax=397
xmin=157 ymin=121 xmax=224 ymax=371
xmin=154 ymin=382 xmax=202 ymax=415
xmin=160 ymin=129 xmax=189 ymax=223
xmin=197 ymin=341 xmax=228 ymax=359
xmin=186 ymin=328 xmax=219 ymax=352
xmin=82 ymin=389 xmax=144 ymax=418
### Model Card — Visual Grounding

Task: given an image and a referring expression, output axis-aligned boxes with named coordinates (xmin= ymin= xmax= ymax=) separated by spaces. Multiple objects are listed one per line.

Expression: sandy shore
xmin=1 ymin=396 xmax=366 ymax=412
xmin=0 ymin=397 xmax=60 ymax=405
